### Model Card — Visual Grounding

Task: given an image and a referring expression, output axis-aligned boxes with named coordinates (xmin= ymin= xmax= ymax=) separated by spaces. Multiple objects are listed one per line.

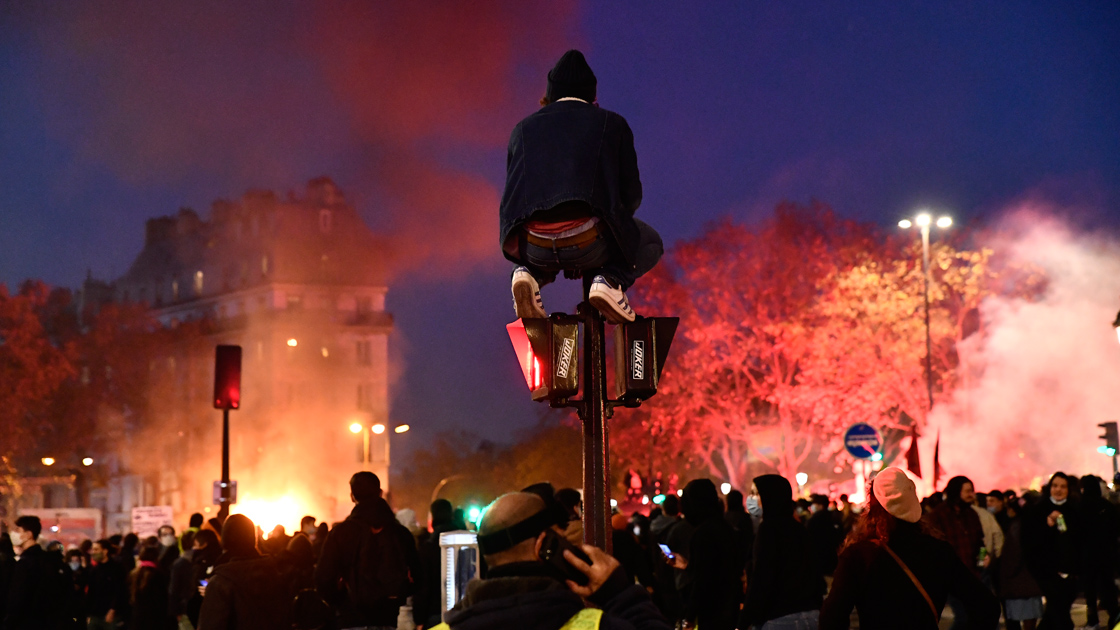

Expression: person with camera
xmin=433 ymin=492 xmax=670 ymax=630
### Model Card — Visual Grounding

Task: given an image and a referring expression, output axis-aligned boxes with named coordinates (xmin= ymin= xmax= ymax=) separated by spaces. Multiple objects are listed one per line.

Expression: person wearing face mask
xmin=739 ymin=475 xmax=824 ymax=629
xmin=156 ymin=525 xmax=179 ymax=574
xmin=820 ymin=468 xmax=1000 ymax=629
xmin=3 ymin=515 xmax=69 ymax=629
xmin=1022 ymin=471 xmax=1079 ymax=630
xmin=64 ymin=549 xmax=88 ymax=630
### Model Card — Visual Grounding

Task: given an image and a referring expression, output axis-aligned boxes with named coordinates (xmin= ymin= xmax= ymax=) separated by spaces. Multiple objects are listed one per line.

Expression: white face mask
xmin=160 ymin=535 xmax=177 ymax=547
xmin=1052 ymin=497 xmax=1067 ymax=506
xmin=69 ymin=560 xmax=82 ymax=572
xmin=9 ymin=532 xmax=25 ymax=547
xmin=745 ymin=496 xmax=763 ymax=518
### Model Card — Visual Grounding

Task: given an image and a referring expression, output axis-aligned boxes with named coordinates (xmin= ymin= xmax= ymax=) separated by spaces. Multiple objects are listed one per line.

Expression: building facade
xmin=89 ymin=177 xmax=393 ymax=530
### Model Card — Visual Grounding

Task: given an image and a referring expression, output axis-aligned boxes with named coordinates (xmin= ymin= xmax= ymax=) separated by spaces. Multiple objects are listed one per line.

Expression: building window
xmin=357 ymin=296 xmax=373 ymax=315
xmin=319 ymin=209 xmax=332 ymax=234
xmin=286 ymin=293 xmax=302 ymax=309
xmin=171 ymin=280 xmax=179 ymax=301
xmin=356 ymin=340 xmax=372 ymax=366
xmin=261 ymin=255 xmax=269 ymax=275
xmin=357 ymin=383 xmax=372 ymax=410
xmin=194 ymin=271 xmax=204 ymax=296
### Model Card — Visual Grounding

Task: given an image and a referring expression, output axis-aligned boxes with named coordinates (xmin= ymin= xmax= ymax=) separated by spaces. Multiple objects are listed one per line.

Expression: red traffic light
xmin=213 ymin=345 xmax=242 ymax=410
xmin=506 ymin=317 xmax=579 ymax=402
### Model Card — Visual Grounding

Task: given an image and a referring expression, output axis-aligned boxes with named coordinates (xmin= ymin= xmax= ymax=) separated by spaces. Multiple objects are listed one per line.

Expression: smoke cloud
xmin=7 ymin=0 xmax=581 ymax=277
xmin=931 ymin=199 xmax=1120 ymax=491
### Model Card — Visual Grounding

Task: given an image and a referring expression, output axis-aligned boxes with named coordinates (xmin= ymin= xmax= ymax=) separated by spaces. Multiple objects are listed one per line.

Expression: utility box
xmin=439 ymin=530 xmax=479 ymax=619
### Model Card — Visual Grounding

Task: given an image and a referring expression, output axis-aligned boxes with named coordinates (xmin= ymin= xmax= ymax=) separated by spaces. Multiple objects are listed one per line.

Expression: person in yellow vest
xmin=431 ymin=492 xmax=671 ymax=630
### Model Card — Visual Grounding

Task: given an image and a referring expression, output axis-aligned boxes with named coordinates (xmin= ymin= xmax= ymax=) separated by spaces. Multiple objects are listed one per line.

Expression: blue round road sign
xmin=844 ymin=423 xmax=882 ymax=460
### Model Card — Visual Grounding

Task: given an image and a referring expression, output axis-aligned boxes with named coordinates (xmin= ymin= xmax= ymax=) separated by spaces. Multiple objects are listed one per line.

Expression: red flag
xmin=933 ymin=428 xmax=946 ymax=490
xmin=906 ymin=424 xmax=922 ymax=478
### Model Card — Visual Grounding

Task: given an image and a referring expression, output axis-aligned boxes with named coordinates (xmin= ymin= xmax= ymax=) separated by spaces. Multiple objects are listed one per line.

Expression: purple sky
xmin=2 ymin=2 xmax=1118 ymax=461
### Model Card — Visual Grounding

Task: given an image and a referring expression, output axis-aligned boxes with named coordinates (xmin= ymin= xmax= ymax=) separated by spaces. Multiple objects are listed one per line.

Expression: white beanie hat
xmin=873 ymin=467 xmax=922 ymax=523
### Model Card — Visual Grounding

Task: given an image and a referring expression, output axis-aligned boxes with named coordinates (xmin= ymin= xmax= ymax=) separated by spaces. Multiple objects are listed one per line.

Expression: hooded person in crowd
xmin=1022 ymin=471 xmax=1079 ymax=630
xmin=740 ymin=475 xmax=823 ymax=629
xmin=820 ymin=467 xmax=1000 ymax=630
xmin=197 ymin=513 xmax=291 ymax=630
xmin=315 ymin=472 xmax=419 ymax=629
xmin=500 ymin=49 xmax=663 ymax=325
xmin=433 ymin=492 xmax=671 ymax=630
xmin=724 ymin=489 xmax=756 ymax=575
xmin=928 ymin=475 xmax=986 ymax=630
xmin=665 ymin=479 xmax=742 ymax=630
xmin=413 ymin=498 xmax=456 ymax=628
xmin=128 ymin=538 xmax=171 ymax=630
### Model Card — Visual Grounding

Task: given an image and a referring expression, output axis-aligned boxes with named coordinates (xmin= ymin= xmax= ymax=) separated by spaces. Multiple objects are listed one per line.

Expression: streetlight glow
xmin=915 ymin=213 xmax=931 ymax=227
xmin=42 ymin=457 xmax=55 ymax=466
xmin=82 ymin=457 xmax=94 ymax=466
xmin=372 ymin=423 xmax=386 ymax=435
xmin=898 ymin=219 xmax=912 ymax=229
xmin=349 ymin=422 xmax=363 ymax=434
xmin=720 ymin=482 xmax=731 ymax=495
xmin=394 ymin=424 xmax=410 ymax=434
xmin=795 ymin=472 xmax=809 ymax=486
xmin=936 ymin=216 xmax=952 ymax=228
xmin=286 ymin=338 xmax=298 ymax=347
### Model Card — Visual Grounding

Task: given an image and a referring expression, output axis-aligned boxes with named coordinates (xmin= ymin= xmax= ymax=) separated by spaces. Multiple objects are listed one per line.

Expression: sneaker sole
xmin=512 ymin=281 xmax=546 ymax=319
xmin=589 ymin=292 xmax=635 ymax=324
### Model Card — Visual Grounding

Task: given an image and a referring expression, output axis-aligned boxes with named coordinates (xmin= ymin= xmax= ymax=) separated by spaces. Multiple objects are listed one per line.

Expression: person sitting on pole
xmin=500 ymin=49 xmax=663 ymax=324
xmin=432 ymin=492 xmax=671 ymax=629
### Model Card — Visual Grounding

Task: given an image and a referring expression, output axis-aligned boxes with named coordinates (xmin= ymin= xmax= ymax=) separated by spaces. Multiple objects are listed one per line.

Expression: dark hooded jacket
xmin=499 ymin=99 xmax=643 ymax=266
xmin=197 ymin=515 xmax=291 ymax=630
xmin=1077 ymin=476 xmax=1119 ymax=574
xmin=314 ymin=499 xmax=419 ymax=628
xmin=741 ymin=475 xmax=824 ymax=627
xmin=679 ymin=479 xmax=742 ymax=630
xmin=441 ymin=561 xmax=670 ymax=630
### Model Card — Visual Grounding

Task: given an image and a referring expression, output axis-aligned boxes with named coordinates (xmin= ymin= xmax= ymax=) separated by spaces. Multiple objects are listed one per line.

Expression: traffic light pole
xmin=577 ymin=280 xmax=611 ymax=553
xmin=218 ymin=407 xmax=230 ymax=522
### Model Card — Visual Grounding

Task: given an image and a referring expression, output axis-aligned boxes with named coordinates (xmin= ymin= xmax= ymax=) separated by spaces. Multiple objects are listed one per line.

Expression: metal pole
xmin=219 ymin=407 xmax=230 ymax=522
xmin=363 ymin=427 xmax=371 ymax=466
xmin=579 ymin=277 xmax=611 ymax=552
xmin=921 ymin=225 xmax=934 ymax=411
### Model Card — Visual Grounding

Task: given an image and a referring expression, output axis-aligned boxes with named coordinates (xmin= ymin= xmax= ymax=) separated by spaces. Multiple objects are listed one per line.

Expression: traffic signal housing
xmin=213 ymin=345 xmax=242 ymax=410
xmin=1099 ymin=421 xmax=1119 ymax=457
xmin=506 ymin=316 xmax=580 ymax=402
xmin=614 ymin=317 xmax=678 ymax=403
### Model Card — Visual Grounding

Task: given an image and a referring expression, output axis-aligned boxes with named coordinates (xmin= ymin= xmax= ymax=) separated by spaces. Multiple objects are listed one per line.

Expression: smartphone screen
xmin=658 ymin=543 xmax=674 ymax=559
xmin=199 ymin=579 xmax=209 ymax=587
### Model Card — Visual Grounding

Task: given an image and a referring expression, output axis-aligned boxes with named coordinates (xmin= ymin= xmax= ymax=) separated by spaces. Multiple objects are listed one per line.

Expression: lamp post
xmin=349 ymin=421 xmax=409 ymax=488
xmin=899 ymin=212 xmax=952 ymax=411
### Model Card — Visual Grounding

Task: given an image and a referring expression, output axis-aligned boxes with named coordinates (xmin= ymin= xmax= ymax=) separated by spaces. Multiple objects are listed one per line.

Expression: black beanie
xmin=547 ymin=49 xmax=596 ymax=103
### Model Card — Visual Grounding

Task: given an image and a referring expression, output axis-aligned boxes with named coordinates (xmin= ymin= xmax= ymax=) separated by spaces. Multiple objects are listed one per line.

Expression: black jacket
xmin=682 ymin=518 xmax=742 ymax=630
xmin=86 ymin=559 xmax=128 ymax=618
xmin=1022 ymin=497 xmax=1079 ymax=582
xmin=2 ymin=545 xmax=68 ymax=630
xmin=742 ymin=476 xmax=823 ymax=627
xmin=499 ymin=99 xmax=643 ymax=264
xmin=820 ymin=521 xmax=1000 ymax=630
xmin=442 ymin=562 xmax=670 ymax=630
xmin=197 ymin=553 xmax=290 ymax=630
xmin=314 ymin=502 xmax=420 ymax=627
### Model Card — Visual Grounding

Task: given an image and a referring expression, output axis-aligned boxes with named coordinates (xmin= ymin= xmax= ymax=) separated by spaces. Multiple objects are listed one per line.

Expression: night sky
xmin=2 ymin=2 xmax=1118 ymax=460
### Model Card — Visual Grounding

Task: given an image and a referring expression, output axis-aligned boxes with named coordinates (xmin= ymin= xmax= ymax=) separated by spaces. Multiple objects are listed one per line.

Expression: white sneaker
xmin=588 ymin=275 xmax=635 ymax=323
xmin=511 ymin=267 xmax=546 ymax=319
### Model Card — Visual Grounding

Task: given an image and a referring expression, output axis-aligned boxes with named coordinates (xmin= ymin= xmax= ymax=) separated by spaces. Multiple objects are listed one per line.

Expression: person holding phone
xmin=432 ymin=492 xmax=671 ymax=630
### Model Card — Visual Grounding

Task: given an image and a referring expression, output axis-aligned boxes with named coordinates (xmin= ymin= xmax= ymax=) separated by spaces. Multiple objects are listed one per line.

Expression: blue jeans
xmin=759 ymin=610 xmax=820 ymax=629
xmin=520 ymin=218 xmax=663 ymax=291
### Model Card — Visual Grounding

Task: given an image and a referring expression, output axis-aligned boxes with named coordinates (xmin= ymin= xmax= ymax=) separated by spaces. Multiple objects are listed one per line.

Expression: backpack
xmin=347 ymin=523 xmax=411 ymax=608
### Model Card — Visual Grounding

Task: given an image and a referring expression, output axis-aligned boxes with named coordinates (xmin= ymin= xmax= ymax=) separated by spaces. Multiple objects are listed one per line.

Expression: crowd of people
xmin=1 ymin=467 xmax=1118 ymax=629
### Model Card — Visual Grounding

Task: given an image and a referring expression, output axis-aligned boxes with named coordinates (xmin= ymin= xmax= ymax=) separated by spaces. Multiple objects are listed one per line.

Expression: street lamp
xmin=82 ymin=457 xmax=94 ymax=466
xmin=41 ymin=457 xmax=55 ymax=466
xmin=899 ymin=210 xmax=952 ymax=411
xmin=349 ymin=421 xmax=409 ymax=488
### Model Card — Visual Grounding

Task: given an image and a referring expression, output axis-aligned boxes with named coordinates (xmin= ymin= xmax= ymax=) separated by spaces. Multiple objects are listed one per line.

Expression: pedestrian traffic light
xmin=506 ymin=316 xmax=580 ymax=402
xmin=213 ymin=345 xmax=242 ymax=409
xmin=613 ymin=317 xmax=678 ymax=402
xmin=1099 ymin=421 xmax=1119 ymax=457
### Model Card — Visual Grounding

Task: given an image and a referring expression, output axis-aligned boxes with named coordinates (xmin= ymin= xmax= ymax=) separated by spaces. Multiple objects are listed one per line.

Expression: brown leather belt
xmin=525 ymin=223 xmax=601 ymax=249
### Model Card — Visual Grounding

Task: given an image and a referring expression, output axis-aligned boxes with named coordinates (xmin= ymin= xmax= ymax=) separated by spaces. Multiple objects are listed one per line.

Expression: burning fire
xmin=231 ymin=495 xmax=305 ymax=537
